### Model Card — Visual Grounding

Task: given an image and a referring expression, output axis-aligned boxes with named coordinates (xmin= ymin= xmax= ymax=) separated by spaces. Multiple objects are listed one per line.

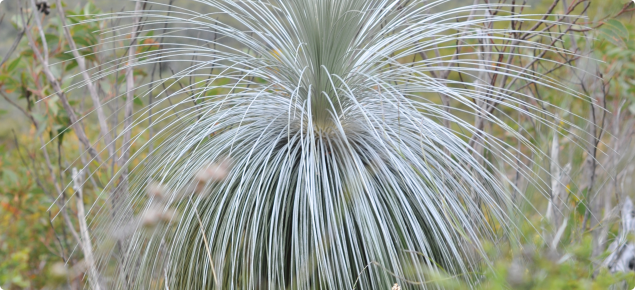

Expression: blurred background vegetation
xmin=1 ymin=0 xmax=635 ymax=289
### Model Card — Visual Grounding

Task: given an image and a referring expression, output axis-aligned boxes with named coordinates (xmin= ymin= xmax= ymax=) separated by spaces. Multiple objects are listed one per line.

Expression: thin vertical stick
xmin=73 ymin=168 xmax=101 ymax=290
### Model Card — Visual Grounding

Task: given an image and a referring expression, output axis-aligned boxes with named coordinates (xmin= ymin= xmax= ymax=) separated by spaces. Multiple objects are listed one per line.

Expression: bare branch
xmin=20 ymin=0 xmax=103 ymax=163
xmin=55 ymin=0 xmax=114 ymax=158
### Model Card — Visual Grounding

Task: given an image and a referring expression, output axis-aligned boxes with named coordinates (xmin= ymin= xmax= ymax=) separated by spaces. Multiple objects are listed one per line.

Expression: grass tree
xmin=74 ymin=0 xmax=593 ymax=288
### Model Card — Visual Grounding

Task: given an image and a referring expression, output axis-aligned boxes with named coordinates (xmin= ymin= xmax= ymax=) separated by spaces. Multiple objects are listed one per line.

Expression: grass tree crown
xmin=89 ymin=0 xmax=585 ymax=288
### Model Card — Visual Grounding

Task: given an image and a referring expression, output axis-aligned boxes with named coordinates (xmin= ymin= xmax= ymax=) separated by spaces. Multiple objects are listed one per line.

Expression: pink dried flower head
xmin=195 ymin=160 xmax=231 ymax=182
xmin=141 ymin=206 xmax=178 ymax=228
xmin=146 ymin=182 xmax=166 ymax=199
xmin=159 ymin=208 xmax=177 ymax=223
xmin=141 ymin=208 xmax=162 ymax=227
xmin=194 ymin=159 xmax=232 ymax=192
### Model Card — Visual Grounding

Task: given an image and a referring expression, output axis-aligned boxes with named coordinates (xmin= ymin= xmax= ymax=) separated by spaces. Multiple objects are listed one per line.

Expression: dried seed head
xmin=196 ymin=160 xmax=231 ymax=182
xmin=159 ymin=208 xmax=177 ymax=223
xmin=147 ymin=182 xmax=166 ymax=199
xmin=194 ymin=159 xmax=232 ymax=192
xmin=392 ymin=283 xmax=401 ymax=290
xmin=36 ymin=1 xmax=51 ymax=15
xmin=141 ymin=206 xmax=178 ymax=228
xmin=141 ymin=208 xmax=162 ymax=227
